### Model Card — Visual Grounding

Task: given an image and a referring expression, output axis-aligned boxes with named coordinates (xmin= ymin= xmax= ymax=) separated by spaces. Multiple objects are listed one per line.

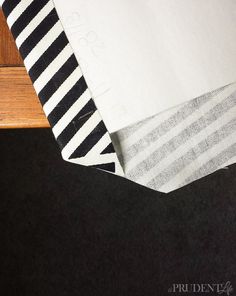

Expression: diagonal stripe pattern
xmin=114 ymin=84 xmax=236 ymax=192
xmin=2 ymin=0 xmax=123 ymax=176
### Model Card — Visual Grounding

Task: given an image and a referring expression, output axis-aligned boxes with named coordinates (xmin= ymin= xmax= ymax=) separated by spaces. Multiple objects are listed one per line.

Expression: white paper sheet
xmin=54 ymin=0 xmax=236 ymax=132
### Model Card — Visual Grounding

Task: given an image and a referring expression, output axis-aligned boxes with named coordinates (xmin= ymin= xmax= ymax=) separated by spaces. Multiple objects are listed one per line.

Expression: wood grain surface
xmin=0 ymin=9 xmax=49 ymax=128
xmin=0 ymin=67 xmax=50 ymax=128
xmin=0 ymin=9 xmax=23 ymax=66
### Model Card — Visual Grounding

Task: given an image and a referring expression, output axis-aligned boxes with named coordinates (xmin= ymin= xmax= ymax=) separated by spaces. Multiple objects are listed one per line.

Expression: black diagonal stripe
xmin=2 ymin=0 xmax=21 ymax=18
xmin=101 ymin=143 xmax=115 ymax=155
xmin=29 ymin=32 xmax=68 ymax=82
xmin=47 ymin=76 xmax=88 ymax=126
xmin=11 ymin=0 xmax=50 ymax=39
xmin=56 ymin=99 xmax=96 ymax=149
xmin=69 ymin=121 xmax=107 ymax=159
xmin=19 ymin=8 xmax=58 ymax=59
xmin=38 ymin=54 xmax=77 ymax=106
xmin=90 ymin=163 xmax=116 ymax=173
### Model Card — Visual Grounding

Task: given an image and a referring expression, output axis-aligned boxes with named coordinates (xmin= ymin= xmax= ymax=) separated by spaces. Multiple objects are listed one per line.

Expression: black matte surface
xmin=0 ymin=129 xmax=235 ymax=296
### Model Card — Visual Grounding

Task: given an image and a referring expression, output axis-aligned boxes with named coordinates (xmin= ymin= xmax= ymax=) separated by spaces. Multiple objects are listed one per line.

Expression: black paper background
xmin=0 ymin=129 xmax=235 ymax=296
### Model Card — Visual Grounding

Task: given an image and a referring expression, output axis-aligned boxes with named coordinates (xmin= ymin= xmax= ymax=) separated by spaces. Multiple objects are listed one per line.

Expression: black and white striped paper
xmin=2 ymin=0 xmax=123 ymax=176
xmin=1 ymin=0 xmax=236 ymax=193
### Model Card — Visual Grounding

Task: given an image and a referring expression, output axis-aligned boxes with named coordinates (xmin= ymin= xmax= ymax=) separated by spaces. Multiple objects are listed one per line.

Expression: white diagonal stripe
xmin=24 ymin=21 xmax=62 ymax=70
xmin=67 ymin=133 xmax=124 ymax=176
xmin=7 ymin=0 xmax=34 ymax=27
xmin=34 ymin=44 xmax=73 ymax=93
xmin=43 ymin=66 xmax=82 ymax=116
xmin=68 ymin=153 xmax=118 ymax=166
xmin=61 ymin=111 xmax=101 ymax=160
xmin=66 ymin=136 xmax=124 ymax=176
xmin=16 ymin=1 xmax=54 ymax=47
xmin=86 ymin=132 xmax=112 ymax=158
xmin=52 ymin=89 xmax=91 ymax=137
